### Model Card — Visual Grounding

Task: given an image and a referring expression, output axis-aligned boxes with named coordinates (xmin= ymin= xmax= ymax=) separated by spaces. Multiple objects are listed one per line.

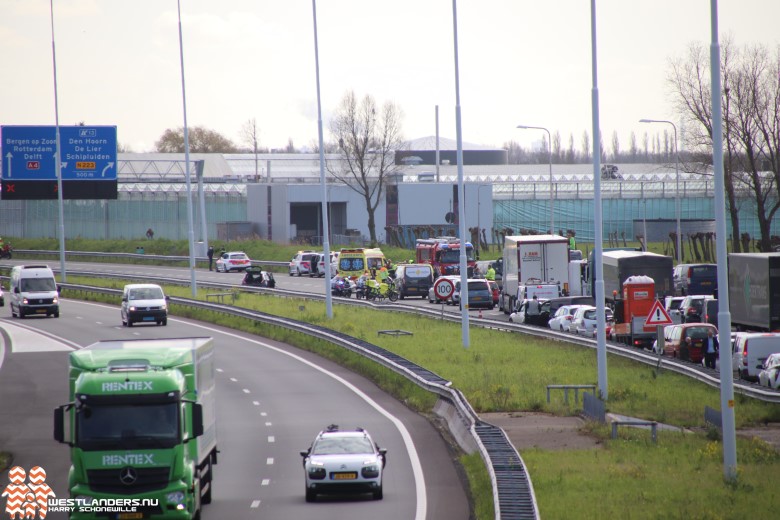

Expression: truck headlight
xmin=165 ymin=491 xmax=185 ymax=505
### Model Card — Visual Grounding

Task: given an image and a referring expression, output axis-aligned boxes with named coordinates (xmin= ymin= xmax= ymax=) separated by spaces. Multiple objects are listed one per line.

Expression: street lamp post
xmin=640 ymin=118 xmax=681 ymax=263
xmin=517 ymin=125 xmax=554 ymax=234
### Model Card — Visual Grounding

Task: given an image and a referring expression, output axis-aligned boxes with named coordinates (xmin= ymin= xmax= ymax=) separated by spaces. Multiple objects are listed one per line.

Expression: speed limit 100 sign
xmin=433 ymin=278 xmax=455 ymax=301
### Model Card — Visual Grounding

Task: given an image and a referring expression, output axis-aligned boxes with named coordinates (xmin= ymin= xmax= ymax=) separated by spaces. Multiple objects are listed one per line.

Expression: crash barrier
xmin=49 ymin=281 xmax=540 ymax=520
xmin=205 ymin=292 xmax=237 ymax=304
xmin=546 ymin=384 xmax=597 ymax=405
xmin=13 ymin=249 xmax=288 ymax=271
xmin=582 ymin=392 xmax=606 ymax=423
xmin=704 ymin=406 xmax=723 ymax=429
xmin=611 ymin=420 xmax=658 ymax=443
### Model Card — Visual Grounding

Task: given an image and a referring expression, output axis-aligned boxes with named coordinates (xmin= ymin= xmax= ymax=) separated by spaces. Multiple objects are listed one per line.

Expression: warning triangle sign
xmin=645 ymin=300 xmax=673 ymax=326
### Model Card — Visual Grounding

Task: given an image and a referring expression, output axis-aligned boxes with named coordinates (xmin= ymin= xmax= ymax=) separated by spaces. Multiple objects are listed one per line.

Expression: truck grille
xmin=87 ymin=467 xmax=170 ymax=494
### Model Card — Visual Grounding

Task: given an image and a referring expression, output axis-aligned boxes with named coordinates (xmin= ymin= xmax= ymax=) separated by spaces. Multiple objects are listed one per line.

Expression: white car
xmin=548 ymin=304 xmax=590 ymax=331
xmin=120 ymin=283 xmax=168 ymax=327
xmin=300 ymin=425 xmax=386 ymax=502
xmin=216 ymin=251 xmax=251 ymax=273
xmin=571 ymin=306 xmax=614 ymax=336
xmin=758 ymin=353 xmax=780 ymax=389
xmin=289 ymin=250 xmax=318 ymax=276
xmin=428 ymin=275 xmax=460 ymax=304
xmin=312 ymin=251 xmax=339 ymax=278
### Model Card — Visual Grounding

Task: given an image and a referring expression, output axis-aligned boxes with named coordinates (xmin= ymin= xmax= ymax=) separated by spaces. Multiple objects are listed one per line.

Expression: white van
xmin=9 ymin=265 xmax=60 ymax=318
xmin=732 ymin=332 xmax=780 ymax=381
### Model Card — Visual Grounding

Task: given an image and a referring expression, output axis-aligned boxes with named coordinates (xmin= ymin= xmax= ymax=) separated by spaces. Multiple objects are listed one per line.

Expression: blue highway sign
xmin=1 ymin=125 xmax=117 ymax=181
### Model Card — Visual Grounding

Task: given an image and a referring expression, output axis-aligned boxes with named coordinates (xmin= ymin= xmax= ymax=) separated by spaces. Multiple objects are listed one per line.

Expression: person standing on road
xmin=525 ymin=295 xmax=541 ymax=324
xmin=485 ymin=264 xmax=496 ymax=281
xmin=704 ymin=329 xmax=719 ymax=369
xmin=207 ymin=245 xmax=215 ymax=271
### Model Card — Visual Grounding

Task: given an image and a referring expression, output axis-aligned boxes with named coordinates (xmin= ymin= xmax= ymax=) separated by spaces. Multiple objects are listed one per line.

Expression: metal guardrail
xmin=12 ymin=249 xmax=289 ymax=270
xmin=57 ymin=281 xmax=539 ymax=520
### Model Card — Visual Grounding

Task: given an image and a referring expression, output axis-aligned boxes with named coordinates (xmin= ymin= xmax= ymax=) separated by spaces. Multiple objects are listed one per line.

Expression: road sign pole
xmin=655 ymin=324 xmax=664 ymax=372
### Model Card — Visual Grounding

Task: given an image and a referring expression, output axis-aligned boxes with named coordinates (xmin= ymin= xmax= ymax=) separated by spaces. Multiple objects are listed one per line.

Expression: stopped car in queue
xmin=300 ymin=425 xmax=387 ymax=502
xmin=452 ymin=279 xmax=495 ymax=310
xmin=289 ymin=250 xmax=318 ymax=276
xmin=216 ymin=251 xmax=251 ymax=273
xmin=548 ymin=304 xmax=590 ymax=332
xmin=758 ymin=353 xmax=780 ymax=389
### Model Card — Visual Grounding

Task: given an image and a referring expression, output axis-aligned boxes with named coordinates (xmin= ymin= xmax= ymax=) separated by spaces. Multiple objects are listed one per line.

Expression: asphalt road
xmin=0 ymin=297 xmax=469 ymax=520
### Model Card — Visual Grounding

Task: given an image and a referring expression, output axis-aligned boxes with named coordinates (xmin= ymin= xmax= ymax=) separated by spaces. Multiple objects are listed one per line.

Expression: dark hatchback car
xmin=453 ymin=279 xmax=495 ymax=310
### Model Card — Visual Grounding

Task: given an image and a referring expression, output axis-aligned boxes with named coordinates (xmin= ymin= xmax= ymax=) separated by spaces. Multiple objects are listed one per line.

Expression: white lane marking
xmin=1 ymin=322 xmax=76 ymax=353
xmin=266 ymin=458 xmax=274 ymax=465
xmin=216 ymin=368 xmax=224 ymax=373
xmin=250 ymin=500 xmax=260 ymax=508
xmin=265 ymin=422 xmax=272 ymax=427
xmin=230 ymin=377 xmax=238 ymax=382
xmin=65 ymin=300 xmax=428 ymax=520
xmin=267 ymin=436 xmax=275 ymax=443
xmin=242 ymin=388 xmax=250 ymax=394
xmin=261 ymin=479 xmax=269 ymax=486
xmin=252 ymin=401 xmax=260 ymax=406
xmin=260 ymin=412 xmax=267 ymax=417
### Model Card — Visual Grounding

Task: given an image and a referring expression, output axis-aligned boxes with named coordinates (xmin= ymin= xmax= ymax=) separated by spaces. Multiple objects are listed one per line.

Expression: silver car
xmin=300 ymin=425 xmax=387 ymax=502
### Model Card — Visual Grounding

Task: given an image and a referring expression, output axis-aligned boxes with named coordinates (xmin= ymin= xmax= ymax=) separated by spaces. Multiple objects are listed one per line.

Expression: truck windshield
xmin=20 ymin=278 xmax=56 ymax=292
xmin=440 ymin=249 xmax=475 ymax=263
xmin=77 ymin=403 xmax=179 ymax=450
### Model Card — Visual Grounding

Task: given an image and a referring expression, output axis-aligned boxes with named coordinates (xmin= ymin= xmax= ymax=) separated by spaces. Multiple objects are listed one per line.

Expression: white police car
xmin=300 ymin=425 xmax=386 ymax=502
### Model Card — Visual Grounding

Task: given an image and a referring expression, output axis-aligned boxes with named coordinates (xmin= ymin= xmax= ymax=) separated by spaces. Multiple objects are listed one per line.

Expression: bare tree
xmin=552 ymin=131 xmax=562 ymax=163
xmin=329 ymin=91 xmax=404 ymax=245
xmin=611 ymin=131 xmax=621 ymax=162
xmin=503 ymin=140 xmax=529 ymax=164
xmin=241 ymin=118 xmax=262 ymax=181
xmin=642 ymin=131 xmax=650 ymax=161
xmin=629 ymin=131 xmax=639 ymax=162
xmin=581 ymin=130 xmax=591 ymax=162
xmin=667 ymin=39 xmax=780 ymax=250
xmin=155 ymin=126 xmax=238 ymax=153
xmin=284 ymin=138 xmax=296 ymax=153
xmin=566 ymin=133 xmax=576 ymax=163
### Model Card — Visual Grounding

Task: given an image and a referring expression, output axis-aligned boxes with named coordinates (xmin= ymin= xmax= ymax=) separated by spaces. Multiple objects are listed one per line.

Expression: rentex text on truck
xmin=500 ymin=234 xmax=570 ymax=314
xmin=54 ymin=337 xmax=217 ymax=519
xmin=728 ymin=252 xmax=780 ymax=332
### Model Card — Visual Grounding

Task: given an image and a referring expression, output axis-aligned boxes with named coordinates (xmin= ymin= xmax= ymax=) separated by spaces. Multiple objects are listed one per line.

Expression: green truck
xmin=54 ymin=337 xmax=217 ymax=519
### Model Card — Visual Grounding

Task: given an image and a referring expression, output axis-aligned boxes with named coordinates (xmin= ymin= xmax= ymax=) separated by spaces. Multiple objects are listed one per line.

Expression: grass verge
xmin=57 ymin=276 xmax=780 ymax=518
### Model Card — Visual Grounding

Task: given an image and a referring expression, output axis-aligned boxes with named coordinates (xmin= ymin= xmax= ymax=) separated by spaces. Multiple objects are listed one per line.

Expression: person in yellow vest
xmin=486 ymin=264 xmax=496 ymax=281
xmin=378 ymin=265 xmax=389 ymax=283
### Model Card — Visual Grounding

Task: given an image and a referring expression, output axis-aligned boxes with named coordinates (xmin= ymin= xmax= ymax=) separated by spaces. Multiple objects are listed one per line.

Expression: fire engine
xmin=415 ymin=237 xmax=475 ymax=277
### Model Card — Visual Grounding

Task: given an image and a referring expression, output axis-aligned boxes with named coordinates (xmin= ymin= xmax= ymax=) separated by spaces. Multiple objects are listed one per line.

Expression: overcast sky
xmin=2 ymin=1 xmax=778 ymax=153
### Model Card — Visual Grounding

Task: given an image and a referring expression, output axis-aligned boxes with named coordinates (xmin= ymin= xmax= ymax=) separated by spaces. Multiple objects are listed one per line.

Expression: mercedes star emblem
xmin=119 ymin=467 xmax=137 ymax=485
